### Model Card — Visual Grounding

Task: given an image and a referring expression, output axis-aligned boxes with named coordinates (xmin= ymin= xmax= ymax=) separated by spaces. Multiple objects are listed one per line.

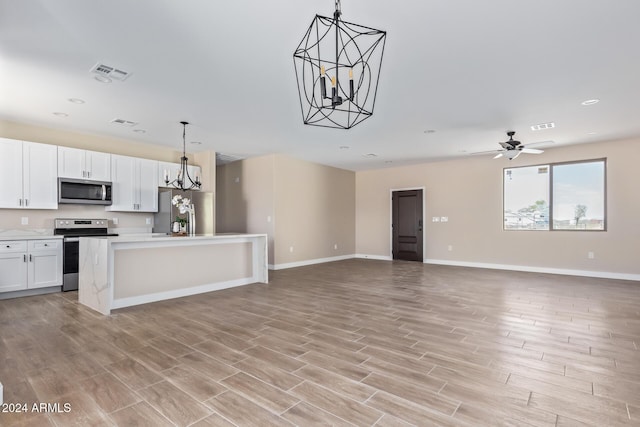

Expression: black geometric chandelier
xmin=293 ymin=0 xmax=386 ymax=129
xmin=164 ymin=121 xmax=201 ymax=191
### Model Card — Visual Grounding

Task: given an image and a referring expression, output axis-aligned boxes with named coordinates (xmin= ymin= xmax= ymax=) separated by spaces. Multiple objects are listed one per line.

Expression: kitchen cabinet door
xmin=0 ymin=138 xmax=24 ymax=208
xmin=107 ymin=155 xmax=158 ymax=212
xmin=23 ymin=141 xmax=58 ymax=209
xmin=0 ymin=139 xmax=57 ymax=209
xmin=0 ymin=252 xmax=28 ymax=292
xmin=137 ymin=158 xmax=158 ymax=212
xmin=107 ymin=154 xmax=136 ymax=211
xmin=86 ymin=151 xmax=111 ymax=181
xmin=58 ymin=147 xmax=111 ymax=181
xmin=28 ymin=240 xmax=62 ymax=289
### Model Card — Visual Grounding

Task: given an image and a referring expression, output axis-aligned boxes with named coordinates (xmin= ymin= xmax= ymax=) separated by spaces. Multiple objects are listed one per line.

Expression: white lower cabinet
xmin=0 ymin=239 xmax=62 ymax=293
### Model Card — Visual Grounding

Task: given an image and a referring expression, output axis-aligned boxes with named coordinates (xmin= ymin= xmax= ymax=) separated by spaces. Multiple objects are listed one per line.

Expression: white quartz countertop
xmin=0 ymin=235 xmax=62 ymax=241
xmin=83 ymin=233 xmax=267 ymax=244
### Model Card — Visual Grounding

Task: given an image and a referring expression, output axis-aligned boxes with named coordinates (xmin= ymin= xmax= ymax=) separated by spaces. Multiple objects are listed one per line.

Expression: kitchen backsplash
xmin=0 ymin=204 xmax=154 ymax=233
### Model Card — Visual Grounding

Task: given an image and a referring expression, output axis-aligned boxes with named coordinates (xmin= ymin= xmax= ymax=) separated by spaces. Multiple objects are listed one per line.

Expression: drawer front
xmin=0 ymin=241 xmax=27 ymax=253
xmin=28 ymin=239 xmax=61 ymax=252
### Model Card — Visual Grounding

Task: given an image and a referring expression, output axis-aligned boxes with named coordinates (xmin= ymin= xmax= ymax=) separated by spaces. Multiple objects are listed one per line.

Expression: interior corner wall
xmin=216 ymin=154 xmax=356 ymax=268
xmin=272 ymin=155 xmax=355 ymax=267
xmin=216 ymin=155 xmax=276 ymax=265
xmin=355 ymin=137 xmax=640 ymax=277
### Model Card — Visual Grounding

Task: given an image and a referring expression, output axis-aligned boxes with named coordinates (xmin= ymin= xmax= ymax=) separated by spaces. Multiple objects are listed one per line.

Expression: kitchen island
xmin=78 ymin=233 xmax=268 ymax=315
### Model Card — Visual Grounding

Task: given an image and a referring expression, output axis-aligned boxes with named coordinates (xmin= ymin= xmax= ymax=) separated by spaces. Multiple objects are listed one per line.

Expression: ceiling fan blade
xmin=469 ymin=149 xmax=501 ymax=155
xmin=493 ymin=153 xmax=504 ymax=159
xmin=522 ymin=148 xmax=543 ymax=154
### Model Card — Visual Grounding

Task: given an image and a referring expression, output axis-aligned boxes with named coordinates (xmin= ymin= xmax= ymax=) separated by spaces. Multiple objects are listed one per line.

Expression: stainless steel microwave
xmin=58 ymin=178 xmax=112 ymax=205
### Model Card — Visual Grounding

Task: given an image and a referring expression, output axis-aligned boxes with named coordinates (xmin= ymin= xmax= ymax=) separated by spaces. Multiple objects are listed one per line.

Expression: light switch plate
xmin=441 ymin=217 xmax=448 ymax=222
xmin=21 ymin=217 xmax=28 ymax=225
xmin=432 ymin=217 xmax=440 ymax=222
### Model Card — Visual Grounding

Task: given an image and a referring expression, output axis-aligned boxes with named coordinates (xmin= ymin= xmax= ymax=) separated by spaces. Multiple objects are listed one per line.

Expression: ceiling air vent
xmin=90 ymin=63 xmax=131 ymax=81
xmin=531 ymin=122 xmax=555 ymax=131
xmin=110 ymin=118 xmax=138 ymax=127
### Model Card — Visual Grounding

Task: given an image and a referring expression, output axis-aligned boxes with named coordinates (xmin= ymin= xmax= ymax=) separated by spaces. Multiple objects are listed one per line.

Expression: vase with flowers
xmin=172 ymin=195 xmax=196 ymax=236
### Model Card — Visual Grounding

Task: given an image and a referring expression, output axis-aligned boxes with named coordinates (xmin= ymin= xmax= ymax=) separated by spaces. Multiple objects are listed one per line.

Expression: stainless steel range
xmin=54 ymin=218 xmax=118 ymax=291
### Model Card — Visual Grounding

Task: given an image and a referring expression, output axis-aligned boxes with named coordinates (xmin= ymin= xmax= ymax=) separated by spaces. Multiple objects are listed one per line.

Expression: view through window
xmin=504 ymin=159 xmax=606 ymax=231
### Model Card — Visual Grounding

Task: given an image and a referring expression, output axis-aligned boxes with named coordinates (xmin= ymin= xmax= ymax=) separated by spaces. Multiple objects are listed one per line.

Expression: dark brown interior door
xmin=392 ymin=189 xmax=423 ymax=261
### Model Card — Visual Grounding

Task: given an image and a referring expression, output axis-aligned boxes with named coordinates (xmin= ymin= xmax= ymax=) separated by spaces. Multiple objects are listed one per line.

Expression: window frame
xmin=503 ymin=158 xmax=607 ymax=232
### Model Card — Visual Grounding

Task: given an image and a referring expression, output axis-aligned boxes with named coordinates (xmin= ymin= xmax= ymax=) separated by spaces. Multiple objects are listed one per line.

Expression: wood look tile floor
xmin=1 ymin=259 xmax=639 ymax=426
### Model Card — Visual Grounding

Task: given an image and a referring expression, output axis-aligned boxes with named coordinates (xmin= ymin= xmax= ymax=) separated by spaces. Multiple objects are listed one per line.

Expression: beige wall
xmin=0 ymin=119 xmax=216 ymax=231
xmin=216 ymin=154 xmax=356 ymax=267
xmin=216 ymin=155 xmax=276 ymax=263
xmin=273 ymin=155 xmax=355 ymax=265
xmin=356 ymin=137 xmax=640 ymax=275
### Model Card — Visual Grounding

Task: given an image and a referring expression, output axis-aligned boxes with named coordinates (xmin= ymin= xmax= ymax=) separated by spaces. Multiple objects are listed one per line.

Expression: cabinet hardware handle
xmin=88 ymin=171 xmax=91 ymax=178
xmin=23 ymin=254 xmax=27 ymax=262
xmin=44 ymin=243 xmax=48 ymax=247
xmin=6 ymin=245 xmax=10 ymax=248
xmin=29 ymin=254 xmax=32 ymax=262
xmin=25 ymin=199 xmax=29 ymax=207
xmin=19 ymin=198 xmax=23 ymax=206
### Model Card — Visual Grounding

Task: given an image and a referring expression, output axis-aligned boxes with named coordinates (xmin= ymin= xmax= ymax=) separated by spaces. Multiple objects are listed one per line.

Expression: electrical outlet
xmin=112 ymin=217 xmax=118 ymax=225
xmin=588 ymin=251 xmax=595 ymax=259
xmin=267 ymin=215 xmax=271 ymax=223
xmin=146 ymin=217 xmax=152 ymax=225
xmin=234 ymin=177 xmax=240 ymax=183
xmin=334 ymin=244 xmax=338 ymax=250
xmin=21 ymin=217 xmax=28 ymax=225
xmin=289 ymin=246 xmax=294 ymax=253
xmin=448 ymin=245 xmax=453 ymax=252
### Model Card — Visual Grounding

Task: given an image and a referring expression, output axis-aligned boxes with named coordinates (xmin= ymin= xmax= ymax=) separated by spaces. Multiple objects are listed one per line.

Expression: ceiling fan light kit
xmin=474 ymin=131 xmax=545 ymax=160
xmin=293 ymin=0 xmax=386 ymax=129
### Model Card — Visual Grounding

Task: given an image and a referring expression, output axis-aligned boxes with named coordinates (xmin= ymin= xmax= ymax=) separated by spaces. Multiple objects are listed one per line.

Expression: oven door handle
xmin=64 ymin=237 xmax=80 ymax=243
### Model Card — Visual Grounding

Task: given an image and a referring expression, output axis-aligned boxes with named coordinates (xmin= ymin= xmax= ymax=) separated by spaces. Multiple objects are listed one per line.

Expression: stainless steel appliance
xmin=153 ymin=189 xmax=214 ymax=235
xmin=58 ymin=178 xmax=112 ymax=205
xmin=54 ymin=219 xmax=118 ymax=291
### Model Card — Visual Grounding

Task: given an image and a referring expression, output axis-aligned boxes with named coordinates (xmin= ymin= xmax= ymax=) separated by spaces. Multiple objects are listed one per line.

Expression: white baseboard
xmin=270 ymin=254 xmax=356 ymax=270
xmin=267 ymin=253 xmax=639 ymax=281
xmin=355 ymin=254 xmax=393 ymax=261
xmin=425 ymin=259 xmax=640 ymax=281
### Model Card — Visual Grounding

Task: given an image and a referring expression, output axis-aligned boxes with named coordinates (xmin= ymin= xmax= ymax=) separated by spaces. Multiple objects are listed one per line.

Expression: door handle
xmin=101 ymin=184 xmax=106 ymax=201
xmin=418 ymin=219 xmax=423 ymax=232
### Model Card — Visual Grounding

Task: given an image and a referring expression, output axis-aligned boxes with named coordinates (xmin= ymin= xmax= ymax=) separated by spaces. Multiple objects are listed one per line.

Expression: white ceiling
xmin=1 ymin=0 xmax=639 ymax=171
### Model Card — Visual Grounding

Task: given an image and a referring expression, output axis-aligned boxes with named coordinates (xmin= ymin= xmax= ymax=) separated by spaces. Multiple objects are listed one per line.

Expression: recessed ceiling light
xmin=385 ymin=160 xmax=393 ymax=164
xmin=581 ymin=99 xmax=600 ymax=106
xmin=94 ymin=75 xmax=112 ymax=84
xmin=68 ymin=98 xmax=85 ymax=104
xmin=363 ymin=153 xmax=378 ymax=158
xmin=53 ymin=112 xmax=68 ymax=117
xmin=133 ymin=129 xmax=146 ymax=134
xmin=587 ymin=132 xmax=597 ymax=135
xmin=339 ymin=146 xmax=350 ymax=150
xmin=423 ymin=129 xmax=436 ymax=134
xmin=190 ymin=141 xmax=202 ymax=145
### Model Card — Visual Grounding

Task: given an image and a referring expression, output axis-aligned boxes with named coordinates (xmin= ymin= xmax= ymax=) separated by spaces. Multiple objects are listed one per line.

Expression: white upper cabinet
xmin=0 ymin=138 xmax=57 ymax=209
xmin=158 ymin=161 xmax=201 ymax=189
xmin=58 ymin=147 xmax=111 ymax=181
xmin=107 ymin=154 xmax=158 ymax=212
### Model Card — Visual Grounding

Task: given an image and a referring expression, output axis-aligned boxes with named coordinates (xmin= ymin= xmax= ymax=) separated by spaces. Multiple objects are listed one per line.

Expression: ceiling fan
xmin=474 ymin=131 xmax=545 ymax=160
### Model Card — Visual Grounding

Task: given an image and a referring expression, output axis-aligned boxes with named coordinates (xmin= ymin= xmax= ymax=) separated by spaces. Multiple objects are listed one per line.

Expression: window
xmin=503 ymin=159 xmax=606 ymax=231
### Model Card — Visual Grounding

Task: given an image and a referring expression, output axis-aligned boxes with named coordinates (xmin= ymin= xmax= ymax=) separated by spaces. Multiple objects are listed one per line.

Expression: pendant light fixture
xmin=164 ymin=121 xmax=201 ymax=190
xmin=293 ymin=0 xmax=387 ymax=129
